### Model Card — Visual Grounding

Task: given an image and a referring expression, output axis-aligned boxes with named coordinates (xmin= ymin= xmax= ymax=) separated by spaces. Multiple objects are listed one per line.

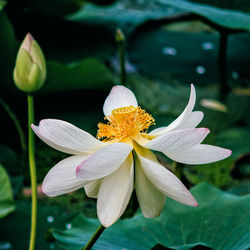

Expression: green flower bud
xmin=115 ymin=29 xmax=125 ymax=43
xmin=13 ymin=33 xmax=46 ymax=93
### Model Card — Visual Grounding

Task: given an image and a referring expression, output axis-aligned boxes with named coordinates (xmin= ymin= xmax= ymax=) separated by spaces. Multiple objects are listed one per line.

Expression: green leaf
xmin=39 ymin=58 xmax=113 ymax=93
xmin=0 ymin=0 xmax=6 ymax=11
xmin=128 ymin=27 xmax=250 ymax=88
xmin=127 ymin=75 xmax=247 ymax=132
xmin=52 ymin=183 xmax=250 ymax=249
xmin=157 ymin=0 xmax=250 ymax=31
xmin=190 ymin=0 xmax=250 ymax=13
xmin=0 ymin=201 xmax=76 ymax=249
xmin=227 ymin=181 xmax=250 ymax=196
xmin=184 ymin=158 xmax=234 ymax=188
xmin=127 ymin=74 xmax=192 ymax=116
xmin=0 ymin=165 xmax=15 ymax=219
xmin=67 ymin=1 xmax=181 ymax=35
xmin=216 ymin=128 xmax=250 ymax=159
xmin=0 ymin=12 xmax=19 ymax=93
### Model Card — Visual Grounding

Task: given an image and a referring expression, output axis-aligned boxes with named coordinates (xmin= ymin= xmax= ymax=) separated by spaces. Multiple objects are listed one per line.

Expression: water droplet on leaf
xmin=232 ymin=71 xmax=239 ymax=79
xmin=65 ymin=223 xmax=72 ymax=229
xmin=196 ymin=66 xmax=206 ymax=74
xmin=202 ymin=42 xmax=214 ymax=50
xmin=162 ymin=47 xmax=177 ymax=56
xmin=47 ymin=216 xmax=54 ymax=223
xmin=0 ymin=242 xmax=12 ymax=249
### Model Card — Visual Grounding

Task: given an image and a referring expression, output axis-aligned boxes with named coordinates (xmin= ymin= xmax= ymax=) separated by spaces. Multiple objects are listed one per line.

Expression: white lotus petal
xmin=84 ymin=179 xmax=102 ymax=198
xmin=32 ymin=119 xmax=104 ymax=155
xmin=103 ymin=85 xmax=138 ymax=117
xmin=176 ymin=111 xmax=204 ymax=130
xmin=138 ymin=154 xmax=198 ymax=207
xmin=97 ymin=154 xmax=134 ymax=227
xmin=42 ymin=155 xmax=88 ymax=197
xmin=149 ymin=84 xmax=198 ymax=136
xmin=76 ymin=143 xmax=132 ymax=181
xmin=145 ymin=128 xmax=209 ymax=153
xmin=166 ymin=144 xmax=232 ymax=164
xmin=135 ymin=155 xmax=166 ymax=218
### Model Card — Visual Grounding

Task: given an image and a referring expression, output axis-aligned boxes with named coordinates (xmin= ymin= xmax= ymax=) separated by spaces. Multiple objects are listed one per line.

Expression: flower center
xmin=97 ymin=105 xmax=155 ymax=142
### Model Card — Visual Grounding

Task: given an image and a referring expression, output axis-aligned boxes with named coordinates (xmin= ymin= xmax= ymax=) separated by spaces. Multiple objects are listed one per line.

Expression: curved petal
xmin=76 ymin=143 xmax=133 ymax=181
xmin=165 ymin=144 xmax=232 ymax=165
xmin=138 ymin=154 xmax=198 ymax=207
xmin=175 ymin=111 xmax=204 ymax=130
xmin=84 ymin=179 xmax=102 ymax=198
xmin=42 ymin=155 xmax=88 ymax=197
xmin=149 ymin=84 xmax=200 ymax=136
xmin=135 ymin=154 xmax=166 ymax=218
xmin=145 ymin=128 xmax=209 ymax=153
xmin=103 ymin=85 xmax=138 ymax=117
xmin=32 ymin=119 xmax=104 ymax=155
xmin=97 ymin=154 xmax=134 ymax=227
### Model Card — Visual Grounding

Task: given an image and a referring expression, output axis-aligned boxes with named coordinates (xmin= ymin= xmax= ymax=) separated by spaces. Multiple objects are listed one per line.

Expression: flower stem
xmin=27 ymin=94 xmax=37 ymax=250
xmin=218 ymin=30 xmax=230 ymax=101
xmin=82 ymin=224 xmax=105 ymax=250
xmin=0 ymin=96 xmax=27 ymax=153
xmin=116 ymin=29 xmax=126 ymax=84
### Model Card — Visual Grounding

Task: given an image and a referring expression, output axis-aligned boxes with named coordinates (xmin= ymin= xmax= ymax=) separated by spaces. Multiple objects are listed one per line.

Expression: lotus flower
xmin=32 ymin=84 xmax=231 ymax=227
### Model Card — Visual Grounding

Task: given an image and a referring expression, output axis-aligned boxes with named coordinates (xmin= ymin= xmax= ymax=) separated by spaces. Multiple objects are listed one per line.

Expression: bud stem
xmin=116 ymin=29 xmax=126 ymax=84
xmin=27 ymin=94 xmax=37 ymax=250
xmin=82 ymin=224 xmax=105 ymax=250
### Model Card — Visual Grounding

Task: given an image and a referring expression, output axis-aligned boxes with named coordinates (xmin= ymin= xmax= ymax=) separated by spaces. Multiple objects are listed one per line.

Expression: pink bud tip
xmin=27 ymin=33 xmax=34 ymax=41
xmin=20 ymin=33 xmax=34 ymax=52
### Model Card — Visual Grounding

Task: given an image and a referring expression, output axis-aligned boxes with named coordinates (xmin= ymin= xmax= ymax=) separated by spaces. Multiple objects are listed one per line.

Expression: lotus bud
xmin=13 ymin=33 xmax=46 ymax=93
xmin=115 ymin=29 xmax=125 ymax=43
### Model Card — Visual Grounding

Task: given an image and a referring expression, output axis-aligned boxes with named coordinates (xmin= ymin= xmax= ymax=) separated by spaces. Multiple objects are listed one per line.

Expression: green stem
xmin=27 ymin=94 xmax=37 ymax=250
xmin=119 ymin=41 xmax=126 ymax=84
xmin=116 ymin=29 xmax=126 ymax=84
xmin=218 ymin=31 xmax=230 ymax=101
xmin=82 ymin=224 xmax=105 ymax=250
xmin=0 ymin=96 xmax=27 ymax=153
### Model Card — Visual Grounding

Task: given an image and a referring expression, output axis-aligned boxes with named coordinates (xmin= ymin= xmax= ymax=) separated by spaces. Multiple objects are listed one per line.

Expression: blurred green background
xmin=0 ymin=0 xmax=250 ymax=249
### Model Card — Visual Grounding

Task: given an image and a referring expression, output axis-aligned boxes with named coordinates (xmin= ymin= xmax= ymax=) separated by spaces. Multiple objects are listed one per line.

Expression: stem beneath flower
xmin=27 ymin=94 xmax=37 ymax=250
xmin=82 ymin=224 xmax=105 ymax=250
xmin=218 ymin=30 xmax=230 ymax=102
xmin=0 ymin=96 xmax=27 ymax=153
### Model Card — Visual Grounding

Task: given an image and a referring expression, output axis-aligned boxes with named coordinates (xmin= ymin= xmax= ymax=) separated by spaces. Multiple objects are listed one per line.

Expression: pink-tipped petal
xmin=42 ymin=155 xmax=88 ymax=197
xmin=145 ymin=128 xmax=210 ymax=153
xmin=135 ymin=155 xmax=166 ymax=218
xmin=76 ymin=143 xmax=132 ymax=181
xmin=138 ymin=154 xmax=198 ymax=207
xmin=31 ymin=119 xmax=105 ymax=155
xmin=97 ymin=154 xmax=134 ymax=227
xmin=103 ymin=85 xmax=138 ymax=118
xmin=166 ymin=144 xmax=232 ymax=165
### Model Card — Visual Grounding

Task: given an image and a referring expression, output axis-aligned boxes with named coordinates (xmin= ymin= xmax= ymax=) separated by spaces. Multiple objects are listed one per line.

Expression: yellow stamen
xmin=97 ymin=106 xmax=155 ymax=142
